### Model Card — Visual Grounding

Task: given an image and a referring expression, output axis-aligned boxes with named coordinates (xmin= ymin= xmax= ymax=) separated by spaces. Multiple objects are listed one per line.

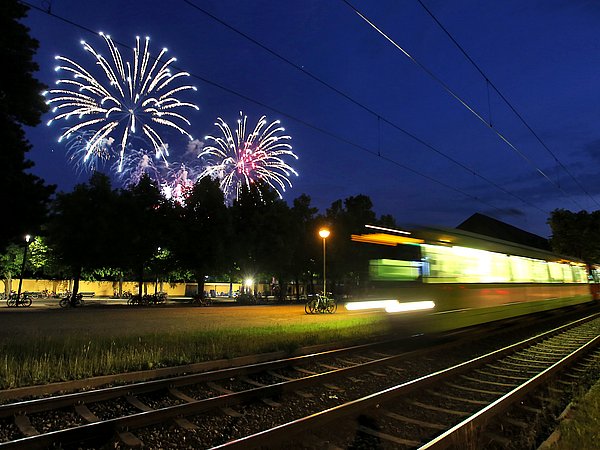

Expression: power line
xmin=340 ymin=0 xmax=584 ymax=211
xmin=178 ymin=0 xmax=547 ymax=213
xmin=415 ymin=0 xmax=599 ymax=209
xmin=20 ymin=0 xmax=543 ymax=216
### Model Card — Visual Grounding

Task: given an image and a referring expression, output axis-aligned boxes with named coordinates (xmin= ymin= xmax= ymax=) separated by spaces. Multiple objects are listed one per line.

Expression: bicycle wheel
xmin=304 ymin=299 xmax=315 ymax=314
xmin=22 ymin=297 xmax=32 ymax=307
xmin=326 ymin=300 xmax=337 ymax=314
xmin=59 ymin=297 xmax=69 ymax=308
xmin=6 ymin=298 xmax=16 ymax=307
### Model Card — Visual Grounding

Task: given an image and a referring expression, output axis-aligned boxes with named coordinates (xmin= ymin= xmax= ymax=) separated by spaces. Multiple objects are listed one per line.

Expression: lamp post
xmin=318 ymin=228 xmax=330 ymax=296
xmin=17 ymin=234 xmax=31 ymax=302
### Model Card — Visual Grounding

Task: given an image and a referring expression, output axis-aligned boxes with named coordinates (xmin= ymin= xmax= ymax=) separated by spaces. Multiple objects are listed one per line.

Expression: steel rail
xmin=0 ymin=337 xmax=420 ymax=418
xmin=209 ymin=313 xmax=600 ymax=449
xmin=420 ymin=334 xmax=600 ymax=449
xmin=1 ymin=313 xmax=597 ymax=449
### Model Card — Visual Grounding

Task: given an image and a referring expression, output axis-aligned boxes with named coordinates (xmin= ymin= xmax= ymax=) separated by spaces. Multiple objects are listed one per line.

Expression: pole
xmin=322 ymin=237 xmax=326 ymax=296
xmin=17 ymin=235 xmax=30 ymax=302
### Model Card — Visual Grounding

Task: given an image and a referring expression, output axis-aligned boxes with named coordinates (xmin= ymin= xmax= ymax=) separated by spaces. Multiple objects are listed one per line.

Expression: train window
xmin=369 ymin=259 xmax=421 ymax=281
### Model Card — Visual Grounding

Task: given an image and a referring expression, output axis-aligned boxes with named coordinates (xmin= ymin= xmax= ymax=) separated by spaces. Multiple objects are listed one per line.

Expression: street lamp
xmin=318 ymin=228 xmax=330 ymax=296
xmin=17 ymin=234 xmax=31 ymax=302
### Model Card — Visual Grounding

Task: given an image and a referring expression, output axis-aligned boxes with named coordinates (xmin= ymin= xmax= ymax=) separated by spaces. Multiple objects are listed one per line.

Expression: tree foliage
xmin=46 ymin=173 xmax=119 ymax=297
xmin=548 ymin=209 xmax=600 ymax=264
xmin=0 ymin=0 xmax=54 ymax=250
xmin=169 ymin=177 xmax=230 ymax=297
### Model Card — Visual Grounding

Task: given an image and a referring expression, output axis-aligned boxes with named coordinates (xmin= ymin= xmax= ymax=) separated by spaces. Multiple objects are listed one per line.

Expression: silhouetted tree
xmin=0 ymin=0 xmax=54 ymax=250
xmin=118 ymin=175 xmax=166 ymax=297
xmin=47 ymin=173 xmax=118 ymax=300
xmin=289 ymin=194 xmax=319 ymax=300
xmin=548 ymin=209 xmax=600 ymax=264
xmin=231 ymin=182 xmax=296 ymax=300
xmin=169 ymin=177 xmax=230 ymax=299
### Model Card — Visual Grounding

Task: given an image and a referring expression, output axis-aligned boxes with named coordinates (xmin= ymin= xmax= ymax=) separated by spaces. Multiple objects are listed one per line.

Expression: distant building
xmin=456 ymin=213 xmax=550 ymax=251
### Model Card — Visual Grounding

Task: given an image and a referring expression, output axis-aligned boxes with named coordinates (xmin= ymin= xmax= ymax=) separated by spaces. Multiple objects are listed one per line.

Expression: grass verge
xmin=0 ymin=316 xmax=391 ymax=389
xmin=548 ymin=379 xmax=600 ymax=449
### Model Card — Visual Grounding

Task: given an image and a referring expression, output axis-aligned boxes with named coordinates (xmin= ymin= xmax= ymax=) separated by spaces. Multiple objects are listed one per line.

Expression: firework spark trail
xmin=115 ymin=147 xmax=163 ymax=187
xmin=161 ymin=163 xmax=197 ymax=204
xmin=198 ymin=112 xmax=298 ymax=201
xmin=44 ymin=32 xmax=199 ymax=172
xmin=64 ymin=129 xmax=114 ymax=173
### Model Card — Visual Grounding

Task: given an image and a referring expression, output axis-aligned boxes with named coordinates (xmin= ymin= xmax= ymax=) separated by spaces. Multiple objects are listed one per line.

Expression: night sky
xmin=21 ymin=0 xmax=600 ymax=238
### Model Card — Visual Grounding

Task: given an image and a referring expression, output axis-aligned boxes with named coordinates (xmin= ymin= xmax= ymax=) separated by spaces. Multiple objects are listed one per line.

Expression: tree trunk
xmin=295 ymin=275 xmax=300 ymax=303
xmin=72 ymin=266 xmax=81 ymax=301
xmin=3 ymin=272 xmax=12 ymax=297
xmin=197 ymin=274 xmax=205 ymax=299
xmin=138 ymin=264 xmax=144 ymax=297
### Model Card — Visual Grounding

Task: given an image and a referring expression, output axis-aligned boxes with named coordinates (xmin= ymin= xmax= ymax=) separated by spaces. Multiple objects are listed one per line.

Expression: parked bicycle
xmin=304 ymin=293 xmax=337 ymax=314
xmin=59 ymin=293 xmax=84 ymax=308
xmin=189 ymin=294 xmax=212 ymax=306
xmin=6 ymin=292 xmax=32 ymax=307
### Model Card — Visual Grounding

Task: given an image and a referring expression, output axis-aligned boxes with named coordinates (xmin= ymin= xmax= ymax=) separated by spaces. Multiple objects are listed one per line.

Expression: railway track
xmin=0 ymin=311 xmax=598 ymax=449
xmin=219 ymin=313 xmax=600 ymax=449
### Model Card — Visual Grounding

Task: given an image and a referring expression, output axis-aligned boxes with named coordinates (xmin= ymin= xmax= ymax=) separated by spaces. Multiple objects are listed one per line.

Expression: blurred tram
xmin=348 ymin=224 xmax=598 ymax=329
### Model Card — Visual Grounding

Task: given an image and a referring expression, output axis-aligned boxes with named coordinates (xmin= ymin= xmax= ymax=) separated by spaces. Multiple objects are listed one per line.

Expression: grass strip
xmin=0 ymin=316 xmax=391 ymax=389
xmin=548 ymin=380 xmax=600 ymax=449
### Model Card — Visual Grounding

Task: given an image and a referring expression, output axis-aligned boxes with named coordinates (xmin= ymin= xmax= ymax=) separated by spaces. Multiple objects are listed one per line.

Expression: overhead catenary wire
xmin=179 ymin=0 xmax=547 ymax=214
xmin=415 ymin=0 xmax=599 ymax=209
xmin=20 ymin=0 xmax=543 ymax=216
xmin=341 ymin=0 xmax=584 ymax=211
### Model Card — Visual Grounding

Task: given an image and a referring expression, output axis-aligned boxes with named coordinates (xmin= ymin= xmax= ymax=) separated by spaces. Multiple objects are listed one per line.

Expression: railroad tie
xmin=323 ymin=383 xmax=344 ymax=392
xmin=318 ymin=363 xmax=341 ymax=371
xmin=368 ymin=371 xmax=386 ymax=377
xmin=475 ymin=369 xmax=528 ymax=381
xmin=240 ymin=376 xmax=265 ymax=387
xmin=356 ymin=424 xmax=422 ymax=447
xmin=294 ymin=390 xmax=314 ymax=398
xmin=125 ymin=394 xmax=153 ymax=412
xmin=346 ymin=376 xmax=363 ymax=383
xmin=74 ymin=403 xmax=100 ymax=422
xmin=173 ymin=417 xmax=199 ymax=430
xmin=14 ymin=414 xmax=39 ymax=437
xmin=293 ymin=366 xmax=318 ymax=375
xmin=460 ymin=374 xmax=517 ymax=388
xmin=382 ymin=409 xmax=445 ymax=430
xmin=426 ymin=389 xmax=488 ymax=406
xmin=371 ymin=351 xmax=392 ymax=358
xmin=336 ymin=358 xmax=357 ymax=365
xmin=221 ymin=407 xmax=244 ymax=417
xmin=444 ymin=381 xmax=504 ymax=396
xmin=267 ymin=370 xmax=295 ymax=381
xmin=118 ymin=431 xmax=143 ymax=448
xmin=168 ymin=387 xmax=197 ymax=403
xmin=409 ymin=400 xmax=470 ymax=417
xmin=206 ymin=381 xmax=233 ymax=395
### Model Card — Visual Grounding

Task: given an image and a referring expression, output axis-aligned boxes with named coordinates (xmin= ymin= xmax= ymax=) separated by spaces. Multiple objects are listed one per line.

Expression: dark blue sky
xmin=22 ymin=0 xmax=600 ymax=237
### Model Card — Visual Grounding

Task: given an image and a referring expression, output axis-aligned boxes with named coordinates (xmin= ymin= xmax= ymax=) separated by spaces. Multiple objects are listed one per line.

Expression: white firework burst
xmin=198 ymin=112 xmax=298 ymax=201
xmin=44 ymin=32 xmax=199 ymax=172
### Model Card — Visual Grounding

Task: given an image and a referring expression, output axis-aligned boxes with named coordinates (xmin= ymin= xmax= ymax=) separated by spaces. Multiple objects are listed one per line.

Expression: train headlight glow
xmin=344 ymin=300 xmax=435 ymax=313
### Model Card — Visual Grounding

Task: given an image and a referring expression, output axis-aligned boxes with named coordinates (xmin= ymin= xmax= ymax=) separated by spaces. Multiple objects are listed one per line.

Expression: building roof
xmin=456 ymin=213 xmax=551 ymax=251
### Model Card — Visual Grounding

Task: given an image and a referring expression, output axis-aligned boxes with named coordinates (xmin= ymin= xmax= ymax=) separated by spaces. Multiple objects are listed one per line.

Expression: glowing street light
xmin=17 ymin=234 xmax=31 ymax=303
xmin=318 ymin=228 xmax=330 ymax=296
